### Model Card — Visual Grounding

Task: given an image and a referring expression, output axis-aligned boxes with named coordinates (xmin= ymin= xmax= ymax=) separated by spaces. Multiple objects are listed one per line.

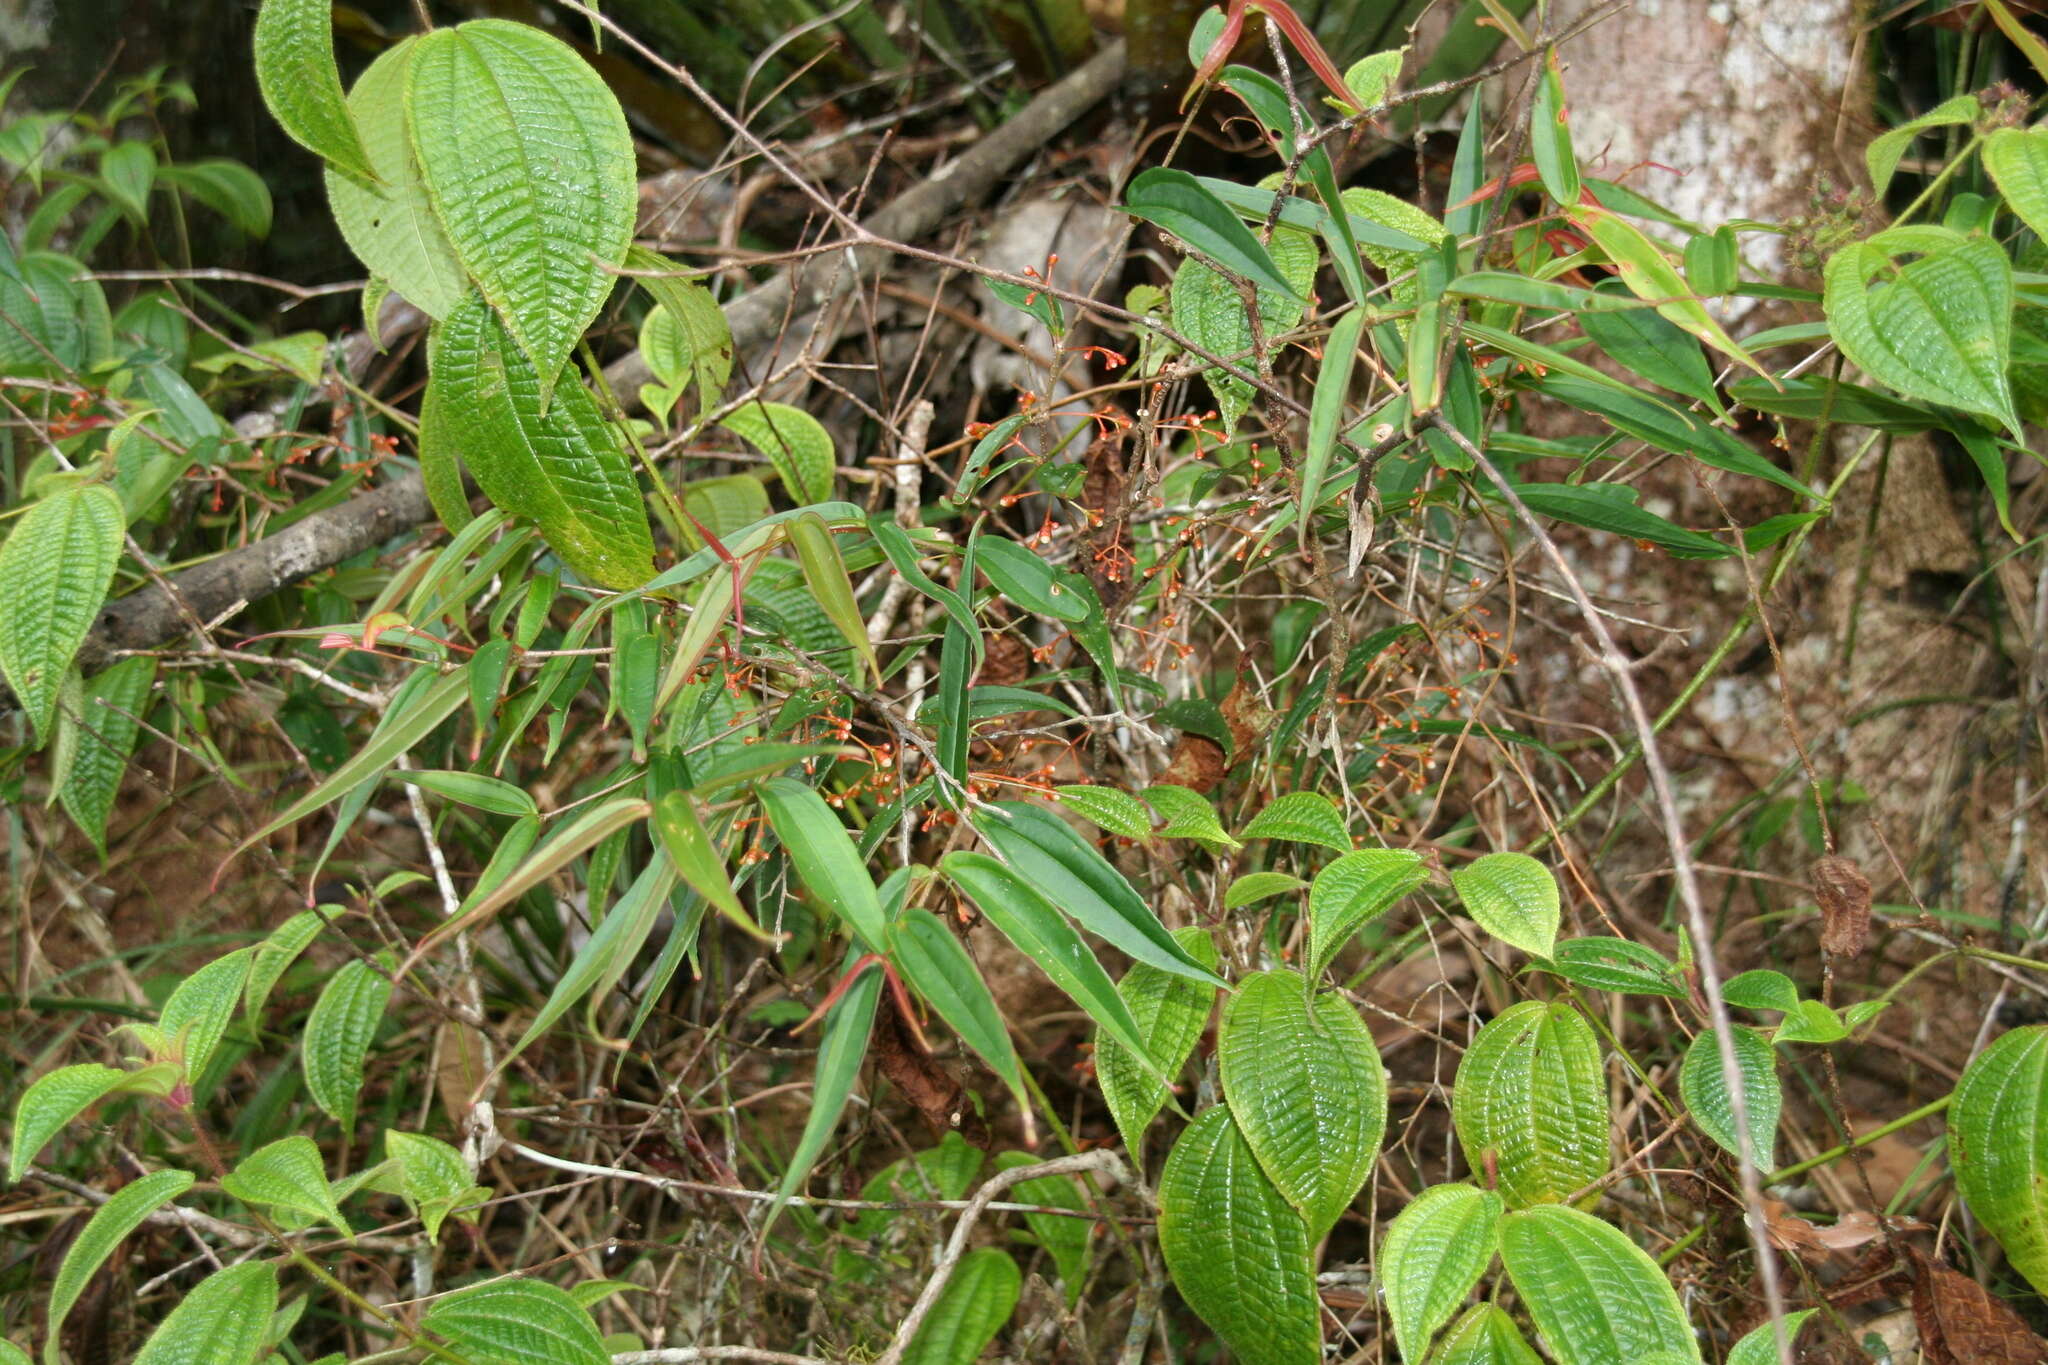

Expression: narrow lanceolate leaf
xmin=1565 ymin=203 xmax=1767 ymax=381
xmin=1054 ymin=784 xmax=1153 ymax=841
xmin=1452 ymin=1000 xmax=1608 ymax=1208
xmin=408 ymin=19 xmax=635 ymax=401
xmin=653 ymin=791 xmax=768 ymax=939
xmin=1823 ymin=226 xmax=2018 ymax=432
xmin=1097 ymin=927 xmax=1221 ymax=1153
xmin=973 ymin=801 xmax=1224 ymax=987
xmin=1307 ymin=849 xmax=1427 ymax=981
xmin=253 ymin=0 xmax=375 ymax=184
xmin=1950 ymin=1024 xmax=2048 ymax=1296
xmin=417 ymin=796 xmax=650 ymax=954
xmin=430 ymin=294 xmax=654 ymax=590
xmin=46 ymin=1169 xmax=196 ymax=1364
xmin=904 ymin=1248 xmax=1020 ymax=1365
xmin=1226 ymin=871 xmax=1308 ymax=910
xmin=1430 ymin=1304 xmax=1545 ymax=1365
xmin=1218 ymin=970 xmax=1385 ymax=1238
xmin=1241 ymin=791 xmax=1351 ymax=851
xmin=1125 ymin=167 xmax=1305 ymax=302
xmin=1529 ymin=53 xmax=1579 ymax=206
xmin=889 ymin=908 xmax=1029 ymax=1114
xmin=325 ymin=38 xmax=465 ymax=320
xmin=1987 ymin=127 xmax=2048 ymax=242
xmin=787 ymin=514 xmax=880 ymax=683
xmin=974 ymin=538 xmax=1090 ymax=623
xmin=1157 ymin=1107 xmax=1322 ymax=1365
xmin=9 ymin=1064 xmax=134 ymax=1183
xmin=1379 ymin=1183 xmax=1505 ymax=1363
xmin=768 ymin=952 xmax=882 ymax=1232
xmin=1679 ymin=1026 xmax=1780 ymax=1166
xmin=1302 ymin=307 xmax=1366 ymax=539
xmin=156 ymin=947 xmax=254 ymax=1079
xmin=58 ymin=657 xmax=156 ymax=857
xmin=302 ymin=955 xmax=393 ymax=1129
xmin=724 ymin=402 xmax=835 ymax=505
xmin=1498 ymin=1205 xmax=1700 ymax=1365
xmin=220 ymin=1136 xmax=350 ymax=1240
xmin=940 ymin=852 xmax=1167 ymax=1087
xmin=506 ymin=855 xmax=675 ymax=1064
xmin=758 ymin=777 xmax=885 ymax=950
xmin=130 ymin=1263 xmax=277 ymax=1365
xmin=0 ymin=484 xmax=125 ymax=744
xmin=421 ymin=1278 xmax=609 ymax=1365
xmin=1449 ymin=852 xmax=1561 ymax=961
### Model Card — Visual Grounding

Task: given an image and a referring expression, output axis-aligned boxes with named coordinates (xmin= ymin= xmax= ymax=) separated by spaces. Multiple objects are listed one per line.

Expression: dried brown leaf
xmin=1813 ymin=855 xmax=1873 ymax=957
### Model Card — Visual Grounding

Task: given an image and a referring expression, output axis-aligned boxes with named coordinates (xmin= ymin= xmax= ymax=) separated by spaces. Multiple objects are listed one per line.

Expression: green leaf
xmin=401 ymin=769 xmax=536 ymax=818
xmin=630 ymin=246 xmax=731 ymax=411
xmin=130 ymin=1263 xmax=277 ymax=1365
xmin=723 ymin=402 xmax=835 ymax=505
xmin=1307 ymin=849 xmax=1428 ymax=981
xmin=1055 ymin=785 xmax=1153 ymax=841
xmin=940 ymin=852 xmax=1164 ymax=1086
xmin=1529 ymin=54 xmax=1578 ymax=206
xmin=1125 ymin=167 xmax=1305 ymax=303
xmin=1449 ymin=852 xmax=1560 ymax=960
xmin=408 ymin=19 xmax=634 ymax=401
xmin=758 ymin=776 xmax=885 ymax=950
xmin=1157 ymin=1106 xmax=1322 ymax=1365
xmin=787 ymin=514 xmax=880 ymax=683
xmin=1679 ymin=1026 xmax=1780 ymax=1166
xmin=1823 ymin=226 xmax=2018 ymax=432
xmin=1144 ymin=783 xmax=1241 ymax=850
xmin=9 ymin=1064 xmax=136 ymax=1182
xmin=768 ymin=952 xmax=882 ymax=1231
xmin=1539 ymin=938 xmax=1684 ymax=998
xmin=1218 ymin=969 xmax=1384 ymax=1238
xmin=904 ymin=1248 xmax=1020 ymax=1365
xmin=506 ymin=854 xmax=675 ymax=1065
xmin=420 ymin=1278 xmax=609 ymax=1365
xmin=1771 ymin=998 xmax=1849 ymax=1045
xmin=974 ymin=537 xmax=1091 ymax=623
xmin=246 ymin=910 xmax=324 ymax=1026
xmin=46 ymin=1168 xmax=196 ymax=1364
xmin=0 ymin=484 xmax=126 ymax=744
xmin=1498 ymin=1204 xmax=1700 ymax=1365
xmin=1726 ymin=1309 xmax=1818 ymax=1365
xmin=1452 ymin=1001 xmax=1608 ymax=1207
xmin=1575 ymin=282 xmax=1721 ymax=409
xmin=301 ymin=956 xmax=392 ymax=1129
xmin=889 ymin=908 xmax=1029 ymax=1114
xmin=324 ymin=38 xmax=465 ymax=321
xmin=1096 ymin=927 xmax=1220 ymax=1153
xmin=1869 ymin=96 xmax=1980 ymax=198
xmin=1989 ymin=127 xmax=2048 ymax=241
xmin=1565 ymin=203 xmax=1766 ymax=381
xmin=99 ymin=141 xmax=155 ymax=222
xmin=973 ymin=801 xmax=1224 ymax=987
xmin=383 ymin=1131 xmax=487 ymax=1241
xmin=157 ymin=160 xmax=273 ymax=238
xmin=1225 ymin=871 xmax=1308 ymax=910
xmin=1950 ymin=1024 xmax=2048 ymax=1295
xmin=992 ymin=1151 xmax=1092 ymax=1292
xmin=1380 ymin=1183 xmax=1505 ymax=1363
xmin=1303 ymin=307 xmax=1366 ymax=529
xmin=1429 ymin=1304 xmax=1544 ymax=1365
xmin=158 ymin=947 xmax=254 ymax=1078
xmin=1721 ymin=968 xmax=1800 ymax=1013
xmin=0 ymin=251 xmax=112 ymax=376
xmin=653 ymin=791 xmax=767 ymax=939
xmin=1510 ymin=482 xmax=1731 ymax=560
xmin=429 ymin=293 xmax=654 ymax=590
xmin=1171 ymin=226 xmax=1319 ymax=431
xmin=1240 ymin=791 xmax=1351 ymax=851
xmin=58 ymin=657 xmax=156 ymax=856
xmin=221 ymin=1136 xmax=351 ymax=1240
xmin=253 ymin=0 xmax=375 ymax=184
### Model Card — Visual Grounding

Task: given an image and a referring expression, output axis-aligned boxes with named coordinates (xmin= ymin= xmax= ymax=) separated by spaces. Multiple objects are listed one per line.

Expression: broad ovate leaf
xmin=384 ymin=1130 xmax=489 ymax=1241
xmin=1157 ymin=1106 xmax=1322 ymax=1365
xmin=1678 ymin=1025 xmax=1781 ymax=1166
xmin=0 ymin=484 xmax=126 ymax=744
xmin=420 ymin=1278 xmax=609 ymax=1365
xmin=429 ymin=292 xmax=654 ymax=590
xmin=1986 ymin=127 xmax=2048 ymax=242
xmin=1950 ymin=1024 xmax=2048 ymax=1296
xmin=1307 ymin=848 xmax=1427 ymax=981
xmin=1498 ymin=1204 xmax=1700 ymax=1365
xmin=47 ymin=1168 xmax=196 ymax=1364
xmin=155 ymin=946 xmax=254 ymax=1079
xmin=325 ymin=38 xmax=465 ymax=320
xmin=408 ymin=19 xmax=635 ymax=402
xmin=1726 ymin=1309 xmax=1818 ymax=1365
xmin=1218 ymin=969 xmax=1385 ymax=1238
xmin=1451 ymin=1000 xmax=1608 ymax=1208
xmin=253 ymin=0 xmax=374 ymax=184
xmin=1449 ymin=852 xmax=1560 ymax=961
xmin=904 ymin=1247 xmax=1020 ymax=1365
xmin=9 ymin=1064 xmax=137 ymax=1182
xmin=1096 ymin=927 xmax=1221 ymax=1153
xmin=1823 ymin=225 xmax=2018 ymax=433
xmin=220 ymin=1136 xmax=350 ymax=1240
xmin=1429 ymin=1304 xmax=1544 ymax=1365
xmin=130 ymin=1262 xmax=277 ymax=1365
xmin=1170 ymin=225 xmax=1318 ymax=432
xmin=1240 ymin=791 xmax=1351 ymax=851
xmin=1380 ymin=1183 xmax=1505 ymax=1363
xmin=1055 ymin=784 xmax=1153 ymax=841
xmin=723 ymin=402 xmax=835 ymax=505
xmin=57 ymin=656 xmax=157 ymax=857
xmin=302 ymin=955 xmax=393 ymax=1129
